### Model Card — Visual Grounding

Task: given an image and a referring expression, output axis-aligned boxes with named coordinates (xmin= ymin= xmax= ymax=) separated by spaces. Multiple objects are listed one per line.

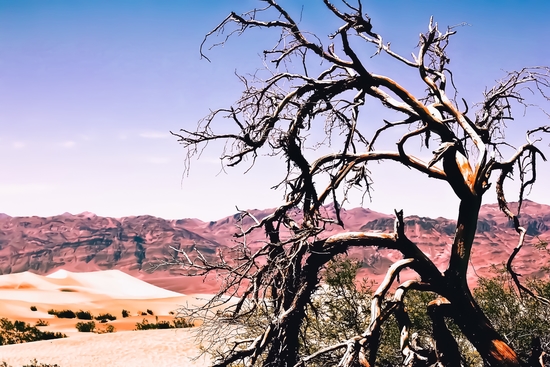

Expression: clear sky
xmin=1 ymin=0 xmax=550 ymax=221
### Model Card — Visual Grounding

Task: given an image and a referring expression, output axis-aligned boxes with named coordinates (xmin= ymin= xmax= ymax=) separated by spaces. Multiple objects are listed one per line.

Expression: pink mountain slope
xmin=0 ymin=200 xmax=548 ymax=293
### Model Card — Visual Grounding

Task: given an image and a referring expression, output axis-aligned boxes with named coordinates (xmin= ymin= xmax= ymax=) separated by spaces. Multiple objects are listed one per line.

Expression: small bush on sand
xmin=0 ymin=319 xmax=65 ymax=345
xmin=48 ymin=310 xmax=75 ymax=319
xmin=75 ymin=321 xmax=95 ymax=333
xmin=135 ymin=317 xmax=193 ymax=330
xmin=96 ymin=324 xmax=116 ymax=334
xmin=121 ymin=309 xmax=130 ymax=318
xmin=94 ymin=313 xmax=116 ymax=322
xmin=146 ymin=309 xmax=154 ymax=315
xmin=23 ymin=359 xmax=61 ymax=367
xmin=35 ymin=319 xmax=49 ymax=327
xmin=75 ymin=310 xmax=93 ymax=320
xmin=29 ymin=306 xmax=37 ymax=312
xmin=172 ymin=318 xmax=193 ymax=328
xmin=1 ymin=359 xmax=61 ymax=367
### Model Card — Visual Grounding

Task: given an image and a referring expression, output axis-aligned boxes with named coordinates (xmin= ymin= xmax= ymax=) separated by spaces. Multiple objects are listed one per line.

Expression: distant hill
xmin=0 ymin=200 xmax=549 ymax=293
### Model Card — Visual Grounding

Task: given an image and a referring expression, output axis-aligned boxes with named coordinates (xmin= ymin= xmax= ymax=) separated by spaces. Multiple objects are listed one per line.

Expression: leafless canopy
xmin=171 ymin=1 xmax=550 ymax=366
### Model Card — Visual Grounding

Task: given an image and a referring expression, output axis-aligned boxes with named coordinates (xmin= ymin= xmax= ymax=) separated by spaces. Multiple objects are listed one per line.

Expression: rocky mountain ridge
xmin=0 ymin=200 xmax=549 ymax=293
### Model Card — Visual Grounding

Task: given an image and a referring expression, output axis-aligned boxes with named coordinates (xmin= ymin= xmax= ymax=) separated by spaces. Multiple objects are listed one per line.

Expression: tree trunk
xmin=443 ymin=198 xmax=523 ymax=367
xmin=264 ymin=317 xmax=302 ymax=367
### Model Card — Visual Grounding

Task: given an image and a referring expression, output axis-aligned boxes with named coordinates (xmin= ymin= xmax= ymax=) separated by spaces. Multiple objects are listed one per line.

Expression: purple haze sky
xmin=1 ymin=1 xmax=550 ymax=221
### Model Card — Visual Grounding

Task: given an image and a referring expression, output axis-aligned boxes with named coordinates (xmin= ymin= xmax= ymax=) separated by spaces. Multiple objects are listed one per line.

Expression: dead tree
xmin=172 ymin=1 xmax=550 ymax=366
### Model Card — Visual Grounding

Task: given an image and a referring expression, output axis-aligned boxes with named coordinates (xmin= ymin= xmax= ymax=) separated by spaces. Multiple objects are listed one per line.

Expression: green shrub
xmin=75 ymin=321 xmax=95 ymax=333
xmin=121 ymin=309 xmax=130 ymax=318
xmin=75 ymin=310 xmax=93 ymax=320
xmin=30 ymin=306 xmax=37 ymax=312
xmin=0 ymin=359 xmax=62 ymax=367
xmin=94 ymin=324 xmax=116 ymax=334
xmin=0 ymin=318 xmax=65 ymax=345
xmin=48 ymin=309 xmax=76 ymax=319
xmin=35 ymin=319 xmax=49 ymax=327
xmin=135 ymin=319 xmax=154 ymax=330
xmin=172 ymin=318 xmax=193 ymax=328
xmin=23 ymin=359 xmax=61 ymax=367
xmin=135 ymin=318 xmax=193 ymax=330
xmin=94 ymin=313 xmax=116 ymax=322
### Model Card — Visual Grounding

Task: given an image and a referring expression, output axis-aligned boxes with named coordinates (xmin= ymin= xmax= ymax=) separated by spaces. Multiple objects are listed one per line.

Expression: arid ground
xmin=0 ymin=270 xmax=212 ymax=366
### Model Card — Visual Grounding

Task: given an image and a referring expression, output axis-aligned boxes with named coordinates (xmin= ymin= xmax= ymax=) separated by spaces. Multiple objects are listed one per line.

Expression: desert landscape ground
xmin=0 ymin=270 xmax=212 ymax=366
xmin=0 ymin=202 xmax=549 ymax=366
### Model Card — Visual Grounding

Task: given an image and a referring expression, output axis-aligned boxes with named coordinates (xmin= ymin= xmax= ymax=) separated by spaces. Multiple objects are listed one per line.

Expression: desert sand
xmin=0 ymin=329 xmax=210 ymax=367
xmin=0 ymin=270 xmax=214 ymax=366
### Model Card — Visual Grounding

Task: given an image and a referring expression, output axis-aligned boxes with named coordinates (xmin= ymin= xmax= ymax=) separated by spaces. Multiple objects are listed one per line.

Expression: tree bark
xmin=443 ymin=198 xmax=523 ymax=366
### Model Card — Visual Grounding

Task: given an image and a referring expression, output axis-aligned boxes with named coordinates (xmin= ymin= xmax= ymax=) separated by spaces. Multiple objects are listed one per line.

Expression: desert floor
xmin=0 ymin=329 xmax=210 ymax=367
xmin=0 ymin=270 xmax=217 ymax=367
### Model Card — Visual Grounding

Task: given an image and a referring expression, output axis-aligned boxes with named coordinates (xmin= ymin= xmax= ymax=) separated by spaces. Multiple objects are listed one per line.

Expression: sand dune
xmin=0 ymin=270 xmax=218 ymax=366
xmin=0 ymin=329 xmax=210 ymax=367
xmin=45 ymin=269 xmax=182 ymax=298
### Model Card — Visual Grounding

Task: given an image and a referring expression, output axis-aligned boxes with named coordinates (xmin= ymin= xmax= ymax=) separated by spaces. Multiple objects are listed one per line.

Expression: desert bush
xmin=172 ymin=318 xmax=193 ymax=328
xmin=475 ymin=272 xmax=550 ymax=360
xmin=0 ymin=360 xmax=61 ymax=367
xmin=121 ymin=309 xmax=130 ymax=318
xmin=139 ymin=311 xmax=147 ymax=316
xmin=95 ymin=324 xmax=116 ymax=334
xmin=135 ymin=317 xmax=193 ymax=330
xmin=94 ymin=313 xmax=116 ymax=322
xmin=35 ymin=319 xmax=49 ymax=327
xmin=135 ymin=319 xmax=161 ymax=330
xmin=0 ymin=318 xmax=65 ymax=345
xmin=47 ymin=309 xmax=75 ymax=319
xmin=75 ymin=321 xmax=95 ymax=333
xmin=75 ymin=310 xmax=93 ymax=320
xmin=146 ymin=309 xmax=154 ymax=315
xmin=23 ymin=359 xmax=61 ymax=367
xmin=29 ymin=306 xmax=37 ymax=312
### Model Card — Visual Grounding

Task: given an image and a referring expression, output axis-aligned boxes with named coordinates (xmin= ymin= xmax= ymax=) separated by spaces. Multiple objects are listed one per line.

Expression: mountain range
xmin=0 ymin=200 xmax=549 ymax=293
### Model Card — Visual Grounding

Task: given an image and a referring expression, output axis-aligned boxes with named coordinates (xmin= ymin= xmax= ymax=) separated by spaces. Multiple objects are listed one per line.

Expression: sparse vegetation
xmin=102 ymin=324 xmax=116 ymax=333
xmin=94 ymin=313 xmax=116 ymax=322
xmin=146 ymin=309 xmax=154 ymax=315
xmin=29 ymin=306 xmax=37 ymax=312
xmin=75 ymin=310 xmax=93 ymax=320
xmin=94 ymin=324 xmax=116 ymax=334
xmin=75 ymin=321 xmax=95 ymax=333
xmin=0 ymin=318 xmax=65 ymax=345
xmin=47 ymin=309 xmax=76 ymax=319
xmin=1 ymin=360 xmax=61 ymax=367
xmin=172 ymin=317 xmax=193 ymax=328
xmin=121 ymin=309 xmax=130 ymax=318
xmin=228 ymin=257 xmax=550 ymax=366
xmin=22 ymin=360 xmax=61 ymax=367
xmin=34 ymin=319 xmax=49 ymax=327
xmin=135 ymin=317 xmax=192 ymax=330
xmin=75 ymin=320 xmax=117 ymax=334
xmin=135 ymin=318 xmax=170 ymax=330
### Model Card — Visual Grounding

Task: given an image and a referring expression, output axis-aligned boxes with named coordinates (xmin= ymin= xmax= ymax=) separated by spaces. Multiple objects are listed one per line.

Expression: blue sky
xmin=1 ymin=1 xmax=549 ymax=220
